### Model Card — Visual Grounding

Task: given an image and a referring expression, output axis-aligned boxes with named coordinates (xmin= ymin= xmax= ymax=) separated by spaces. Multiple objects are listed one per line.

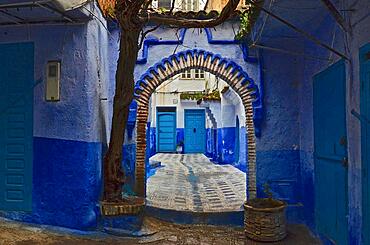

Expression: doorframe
xmin=360 ymin=43 xmax=370 ymax=245
xmin=156 ymin=106 xmax=177 ymax=153
xmin=184 ymin=109 xmax=206 ymax=153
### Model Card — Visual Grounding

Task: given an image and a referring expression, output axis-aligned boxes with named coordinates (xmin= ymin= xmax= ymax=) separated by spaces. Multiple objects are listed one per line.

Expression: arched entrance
xmin=134 ymin=49 xmax=259 ymax=200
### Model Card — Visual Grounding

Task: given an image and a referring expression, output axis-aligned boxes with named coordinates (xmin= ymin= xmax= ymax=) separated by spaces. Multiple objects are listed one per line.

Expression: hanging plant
xmin=236 ymin=1 xmax=263 ymax=40
xmin=180 ymin=90 xmax=221 ymax=102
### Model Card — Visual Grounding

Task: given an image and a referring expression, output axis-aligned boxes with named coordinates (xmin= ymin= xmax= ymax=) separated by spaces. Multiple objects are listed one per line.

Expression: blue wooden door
xmin=185 ymin=109 xmax=205 ymax=153
xmin=157 ymin=111 xmax=176 ymax=152
xmin=360 ymin=43 xmax=370 ymax=245
xmin=0 ymin=43 xmax=34 ymax=211
xmin=314 ymin=60 xmax=348 ymax=245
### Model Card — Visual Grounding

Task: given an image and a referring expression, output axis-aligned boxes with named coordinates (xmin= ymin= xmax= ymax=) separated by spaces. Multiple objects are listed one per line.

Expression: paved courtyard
xmin=146 ymin=153 xmax=246 ymax=212
xmin=0 ymin=216 xmax=321 ymax=245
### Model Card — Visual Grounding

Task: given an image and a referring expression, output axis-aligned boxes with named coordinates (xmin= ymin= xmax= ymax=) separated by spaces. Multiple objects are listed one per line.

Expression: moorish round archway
xmin=133 ymin=49 xmax=260 ymax=200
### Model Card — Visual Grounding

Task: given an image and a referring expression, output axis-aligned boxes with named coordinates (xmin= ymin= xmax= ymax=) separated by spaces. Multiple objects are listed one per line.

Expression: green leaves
xmin=235 ymin=2 xmax=262 ymax=40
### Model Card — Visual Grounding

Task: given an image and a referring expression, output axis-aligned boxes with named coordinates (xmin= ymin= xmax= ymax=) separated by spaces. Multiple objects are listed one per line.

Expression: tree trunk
xmin=103 ymin=28 xmax=140 ymax=202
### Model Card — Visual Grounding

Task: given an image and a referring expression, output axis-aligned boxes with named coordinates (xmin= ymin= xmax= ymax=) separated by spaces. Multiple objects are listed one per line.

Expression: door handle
xmin=193 ymin=128 xmax=196 ymax=133
xmin=339 ymin=136 xmax=347 ymax=146
xmin=316 ymin=154 xmax=348 ymax=168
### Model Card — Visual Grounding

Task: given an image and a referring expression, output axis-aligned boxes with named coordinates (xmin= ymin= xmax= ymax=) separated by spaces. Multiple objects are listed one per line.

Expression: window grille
xmin=157 ymin=0 xmax=172 ymax=9
xmin=181 ymin=70 xmax=192 ymax=79
xmin=194 ymin=69 xmax=205 ymax=79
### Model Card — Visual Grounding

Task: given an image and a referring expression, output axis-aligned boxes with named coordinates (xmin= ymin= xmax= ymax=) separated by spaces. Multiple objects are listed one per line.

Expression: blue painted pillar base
xmin=122 ymin=144 xmax=137 ymax=195
xmin=145 ymin=206 xmax=244 ymax=226
xmin=98 ymin=213 xmax=144 ymax=233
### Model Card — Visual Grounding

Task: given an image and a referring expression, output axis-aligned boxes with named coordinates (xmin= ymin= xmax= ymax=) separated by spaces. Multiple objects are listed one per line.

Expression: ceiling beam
xmin=0 ymin=19 xmax=86 ymax=27
xmin=0 ymin=0 xmax=52 ymax=9
xmin=0 ymin=9 xmax=25 ymax=24
xmin=247 ymin=0 xmax=349 ymax=60
xmin=35 ymin=2 xmax=75 ymax=23
xmin=320 ymin=0 xmax=352 ymax=33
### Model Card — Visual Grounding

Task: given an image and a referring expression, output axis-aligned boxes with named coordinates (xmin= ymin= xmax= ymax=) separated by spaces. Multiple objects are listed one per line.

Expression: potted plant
xmin=176 ymin=141 xmax=184 ymax=153
xmin=244 ymin=183 xmax=287 ymax=242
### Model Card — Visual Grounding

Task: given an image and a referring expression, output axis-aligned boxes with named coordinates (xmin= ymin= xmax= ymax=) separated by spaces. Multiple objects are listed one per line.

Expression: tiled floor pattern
xmin=146 ymin=153 xmax=246 ymax=212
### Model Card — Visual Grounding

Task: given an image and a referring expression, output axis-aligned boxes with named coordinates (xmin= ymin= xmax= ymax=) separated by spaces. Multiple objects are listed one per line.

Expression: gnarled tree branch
xmin=140 ymin=0 xmax=240 ymax=28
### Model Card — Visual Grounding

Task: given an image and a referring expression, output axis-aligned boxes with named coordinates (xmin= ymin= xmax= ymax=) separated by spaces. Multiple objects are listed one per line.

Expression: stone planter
xmin=101 ymin=197 xmax=145 ymax=216
xmin=244 ymin=198 xmax=287 ymax=242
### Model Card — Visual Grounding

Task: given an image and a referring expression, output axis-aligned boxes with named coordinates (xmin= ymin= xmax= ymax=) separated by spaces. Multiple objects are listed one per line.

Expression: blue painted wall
xmin=297 ymin=5 xmax=369 ymax=242
xmin=0 ymin=137 xmax=102 ymax=229
xmin=0 ymin=1 xmax=366 ymax=239
xmin=0 ymin=3 xmax=110 ymax=230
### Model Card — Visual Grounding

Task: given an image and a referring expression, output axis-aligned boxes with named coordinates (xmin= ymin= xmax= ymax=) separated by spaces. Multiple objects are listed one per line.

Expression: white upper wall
xmin=149 ymin=70 xmax=245 ymax=128
xmin=152 ymin=0 xmax=207 ymax=11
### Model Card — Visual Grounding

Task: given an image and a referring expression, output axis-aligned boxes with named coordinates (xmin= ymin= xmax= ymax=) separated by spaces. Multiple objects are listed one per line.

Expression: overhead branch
xmin=141 ymin=0 xmax=241 ymax=28
xmin=142 ymin=0 xmax=154 ymax=10
xmin=138 ymin=24 xmax=161 ymax=49
xmin=320 ymin=0 xmax=352 ymax=33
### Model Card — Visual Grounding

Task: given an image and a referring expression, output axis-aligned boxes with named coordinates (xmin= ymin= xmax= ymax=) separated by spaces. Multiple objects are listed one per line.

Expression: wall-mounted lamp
xmin=46 ymin=61 xmax=61 ymax=101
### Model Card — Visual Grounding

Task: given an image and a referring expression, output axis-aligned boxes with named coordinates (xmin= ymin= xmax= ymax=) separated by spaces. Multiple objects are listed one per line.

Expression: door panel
xmin=314 ymin=60 xmax=348 ymax=245
xmin=185 ymin=110 xmax=205 ymax=153
xmin=157 ymin=111 xmax=176 ymax=152
xmin=0 ymin=43 xmax=34 ymax=211
xmin=361 ymin=43 xmax=370 ymax=245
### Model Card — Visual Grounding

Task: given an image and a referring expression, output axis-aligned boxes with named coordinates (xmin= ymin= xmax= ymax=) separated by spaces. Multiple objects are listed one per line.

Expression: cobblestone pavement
xmin=0 ymin=217 xmax=321 ymax=245
xmin=147 ymin=154 xmax=246 ymax=212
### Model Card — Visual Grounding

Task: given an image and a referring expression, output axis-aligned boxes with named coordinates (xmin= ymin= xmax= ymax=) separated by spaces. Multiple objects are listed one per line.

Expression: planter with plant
xmin=244 ymin=183 xmax=287 ymax=242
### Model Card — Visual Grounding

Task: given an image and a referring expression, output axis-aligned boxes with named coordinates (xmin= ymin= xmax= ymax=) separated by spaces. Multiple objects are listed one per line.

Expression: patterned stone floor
xmin=146 ymin=153 xmax=246 ymax=212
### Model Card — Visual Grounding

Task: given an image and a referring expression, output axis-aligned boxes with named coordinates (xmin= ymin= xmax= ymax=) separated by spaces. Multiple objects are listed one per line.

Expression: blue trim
xmin=204 ymin=28 xmax=238 ymax=45
xmin=127 ymin=101 xmax=137 ymax=139
xmin=137 ymin=29 xmax=187 ymax=64
xmin=137 ymin=28 xmax=257 ymax=65
xmin=134 ymin=49 xmax=264 ymax=136
xmin=253 ymin=49 xmax=265 ymax=137
xmin=361 ymin=43 xmax=370 ymax=245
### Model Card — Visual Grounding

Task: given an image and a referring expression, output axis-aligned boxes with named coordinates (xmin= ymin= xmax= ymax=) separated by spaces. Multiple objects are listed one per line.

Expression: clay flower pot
xmin=244 ymin=198 xmax=287 ymax=242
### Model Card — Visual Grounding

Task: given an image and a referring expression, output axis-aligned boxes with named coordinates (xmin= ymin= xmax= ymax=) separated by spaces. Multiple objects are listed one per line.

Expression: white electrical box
xmin=46 ymin=61 xmax=61 ymax=101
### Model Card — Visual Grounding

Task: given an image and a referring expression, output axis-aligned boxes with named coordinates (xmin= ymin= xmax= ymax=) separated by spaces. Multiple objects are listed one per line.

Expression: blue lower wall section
xmin=0 ymin=138 xmax=309 ymax=230
xmin=147 ymin=126 xmax=156 ymax=158
xmin=176 ymin=128 xmax=184 ymax=151
xmin=299 ymin=150 xmax=315 ymax=230
xmin=218 ymin=127 xmax=236 ymax=164
xmin=146 ymin=206 xmax=244 ymax=226
xmin=206 ymin=128 xmax=217 ymax=160
xmin=122 ymin=144 xmax=137 ymax=195
xmin=0 ymin=137 xmax=102 ymax=230
xmin=256 ymin=149 xmax=302 ymax=223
